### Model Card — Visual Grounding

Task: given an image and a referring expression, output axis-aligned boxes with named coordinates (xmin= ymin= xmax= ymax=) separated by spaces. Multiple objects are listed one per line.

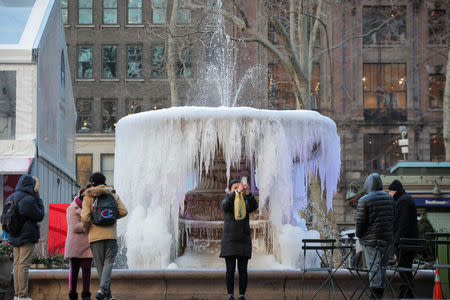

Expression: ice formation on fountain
xmin=115 ymin=106 xmax=340 ymax=268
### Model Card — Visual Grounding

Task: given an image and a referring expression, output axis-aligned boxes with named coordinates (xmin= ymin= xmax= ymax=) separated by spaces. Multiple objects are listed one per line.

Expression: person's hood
xmin=15 ymin=174 xmax=36 ymax=195
xmin=84 ymin=185 xmax=114 ymax=198
xmin=364 ymin=173 xmax=383 ymax=193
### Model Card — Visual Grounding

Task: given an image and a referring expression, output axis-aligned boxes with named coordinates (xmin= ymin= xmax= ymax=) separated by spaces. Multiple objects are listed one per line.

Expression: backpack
xmin=1 ymin=194 xmax=25 ymax=236
xmin=92 ymin=193 xmax=118 ymax=226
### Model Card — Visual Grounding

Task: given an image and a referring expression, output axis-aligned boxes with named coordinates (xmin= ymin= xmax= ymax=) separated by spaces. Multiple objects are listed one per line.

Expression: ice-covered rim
xmin=117 ymin=106 xmax=336 ymax=126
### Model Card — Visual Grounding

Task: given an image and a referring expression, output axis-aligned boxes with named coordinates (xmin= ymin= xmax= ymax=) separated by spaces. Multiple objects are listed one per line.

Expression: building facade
xmin=63 ymin=0 xmax=448 ymax=228
xmin=63 ymin=0 xmax=197 ymax=187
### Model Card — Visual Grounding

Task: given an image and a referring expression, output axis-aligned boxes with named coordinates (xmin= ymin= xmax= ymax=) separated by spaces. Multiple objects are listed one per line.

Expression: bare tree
xmin=183 ymin=0 xmax=326 ymax=109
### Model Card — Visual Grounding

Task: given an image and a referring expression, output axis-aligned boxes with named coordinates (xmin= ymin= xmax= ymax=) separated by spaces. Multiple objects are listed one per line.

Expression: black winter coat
xmin=220 ymin=192 xmax=258 ymax=258
xmin=7 ymin=174 xmax=45 ymax=246
xmin=393 ymin=190 xmax=418 ymax=255
xmin=355 ymin=173 xmax=394 ymax=246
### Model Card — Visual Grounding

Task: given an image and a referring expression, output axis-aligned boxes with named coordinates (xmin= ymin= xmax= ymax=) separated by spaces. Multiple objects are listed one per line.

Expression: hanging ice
xmin=115 ymin=106 xmax=341 ymax=268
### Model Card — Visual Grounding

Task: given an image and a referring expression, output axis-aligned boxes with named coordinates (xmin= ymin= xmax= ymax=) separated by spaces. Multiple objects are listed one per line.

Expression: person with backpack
xmin=65 ymin=186 xmax=93 ymax=300
xmin=1 ymin=174 xmax=44 ymax=300
xmin=81 ymin=172 xmax=127 ymax=300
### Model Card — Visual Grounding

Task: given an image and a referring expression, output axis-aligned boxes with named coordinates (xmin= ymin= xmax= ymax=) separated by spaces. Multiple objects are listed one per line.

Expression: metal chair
xmin=301 ymin=238 xmax=353 ymax=300
xmin=387 ymin=238 xmax=426 ymax=298
xmin=428 ymin=232 xmax=450 ymax=296
xmin=348 ymin=240 xmax=391 ymax=300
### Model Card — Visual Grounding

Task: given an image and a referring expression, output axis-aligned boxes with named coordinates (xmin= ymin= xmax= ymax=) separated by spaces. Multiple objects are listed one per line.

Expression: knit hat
xmin=89 ymin=172 xmax=106 ymax=186
xmin=228 ymin=179 xmax=240 ymax=191
xmin=388 ymin=180 xmax=403 ymax=191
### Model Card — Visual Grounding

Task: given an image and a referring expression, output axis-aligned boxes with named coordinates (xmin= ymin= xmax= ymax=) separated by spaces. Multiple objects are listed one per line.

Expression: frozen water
xmin=186 ymin=0 xmax=267 ymax=107
xmin=115 ymin=106 xmax=341 ymax=269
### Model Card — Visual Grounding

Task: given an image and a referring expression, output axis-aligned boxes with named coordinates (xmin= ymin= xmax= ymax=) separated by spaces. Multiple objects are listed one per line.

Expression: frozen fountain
xmin=114 ymin=1 xmax=340 ymax=270
xmin=115 ymin=107 xmax=340 ymax=269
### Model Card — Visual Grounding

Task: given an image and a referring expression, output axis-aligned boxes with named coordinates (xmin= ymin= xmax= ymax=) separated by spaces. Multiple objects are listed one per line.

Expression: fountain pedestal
xmin=179 ymin=154 xmax=272 ymax=257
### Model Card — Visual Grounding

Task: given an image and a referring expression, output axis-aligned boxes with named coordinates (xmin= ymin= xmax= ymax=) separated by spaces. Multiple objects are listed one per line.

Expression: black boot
xmin=81 ymin=291 xmax=91 ymax=300
xmin=69 ymin=291 xmax=78 ymax=300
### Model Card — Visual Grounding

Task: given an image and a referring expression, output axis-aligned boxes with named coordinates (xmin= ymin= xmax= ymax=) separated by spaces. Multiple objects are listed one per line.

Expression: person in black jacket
xmin=388 ymin=179 xmax=418 ymax=299
xmin=355 ymin=173 xmax=394 ymax=299
xmin=7 ymin=174 xmax=45 ymax=300
xmin=220 ymin=178 xmax=258 ymax=300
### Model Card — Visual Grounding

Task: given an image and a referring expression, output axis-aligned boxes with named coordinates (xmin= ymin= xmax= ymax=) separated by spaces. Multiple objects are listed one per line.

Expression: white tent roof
xmin=0 ymin=0 xmax=52 ymax=63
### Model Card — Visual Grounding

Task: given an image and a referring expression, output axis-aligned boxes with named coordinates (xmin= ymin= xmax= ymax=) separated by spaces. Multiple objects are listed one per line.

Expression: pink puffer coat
xmin=64 ymin=197 xmax=93 ymax=259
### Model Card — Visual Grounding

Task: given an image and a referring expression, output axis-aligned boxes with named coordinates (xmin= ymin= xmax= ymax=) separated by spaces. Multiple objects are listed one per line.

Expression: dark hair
xmin=228 ymin=179 xmax=240 ymax=191
xmin=89 ymin=172 xmax=106 ymax=186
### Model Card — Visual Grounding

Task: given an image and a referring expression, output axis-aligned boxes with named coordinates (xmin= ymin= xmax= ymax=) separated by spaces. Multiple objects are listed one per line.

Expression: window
xmin=268 ymin=63 xmax=295 ymax=109
xmin=430 ymin=134 xmax=445 ymax=161
xmin=102 ymin=99 xmax=117 ymax=132
xmin=76 ymin=99 xmax=93 ymax=133
xmin=176 ymin=50 xmax=192 ymax=78
xmin=102 ymin=46 xmax=118 ymax=79
xmin=429 ymin=9 xmax=447 ymax=44
xmin=128 ymin=0 xmax=142 ymax=24
xmin=101 ymin=154 xmax=114 ymax=186
xmin=77 ymin=46 xmax=93 ymax=78
xmin=151 ymin=45 xmax=166 ymax=79
xmin=311 ymin=64 xmax=320 ymax=110
xmin=61 ymin=0 xmax=68 ymax=24
xmin=127 ymin=99 xmax=144 ymax=114
xmin=76 ymin=154 xmax=92 ymax=187
xmin=0 ymin=71 xmax=16 ymax=140
xmin=363 ymin=6 xmax=406 ymax=45
xmin=268 ymin=22 xmax=280 ymax=45
xmin=103 ymin=0 xmax=117 ymax=24
xmin=363 ymin=63 xmax=407 ymax=121
xmin=177 ymin=0 xmax=191 ymax=24
xmin=429 ymin=73 xmax=445 ymax=108
xmin=78 ymin=0 xmax=93 ymax=24
xmin=127 ymin=45 xmax=142 ymax=78
xmin=364 ymin=134 xmax=402 ymax=172
xmin=153 ymin=0 xmax=166 ymax=24
xmin=268 ymin=64 xmax=320 ymax=110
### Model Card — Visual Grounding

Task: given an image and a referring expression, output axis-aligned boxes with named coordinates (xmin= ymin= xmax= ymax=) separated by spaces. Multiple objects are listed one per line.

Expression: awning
xmin=0 ymin=157 xmax=33 ymax=174
xmin=415 ymin=197 xmax=450 ymax=207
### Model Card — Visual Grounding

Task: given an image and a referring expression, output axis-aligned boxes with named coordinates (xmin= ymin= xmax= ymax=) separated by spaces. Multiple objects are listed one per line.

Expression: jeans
xmin=364 ymin=244 xmax=389 ymax=289
xmin=90 ymin=239 xmax=118 ymax=294
xmin=69 ymin=257 xmax=93 ymax=293
xmin=13 ymin=243 xmax=34 ymax=298
xmin=225 ymin=256 xmax=249 ymax=295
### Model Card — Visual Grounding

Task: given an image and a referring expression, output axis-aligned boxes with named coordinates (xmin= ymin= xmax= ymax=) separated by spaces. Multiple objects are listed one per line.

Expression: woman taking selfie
xmin=220 ymin=177 xmax=258 ymax=300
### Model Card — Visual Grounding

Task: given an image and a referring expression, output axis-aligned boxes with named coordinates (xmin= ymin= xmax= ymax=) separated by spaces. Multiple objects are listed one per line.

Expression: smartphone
xmin=241 ymin=177 xmax=247 ymax=185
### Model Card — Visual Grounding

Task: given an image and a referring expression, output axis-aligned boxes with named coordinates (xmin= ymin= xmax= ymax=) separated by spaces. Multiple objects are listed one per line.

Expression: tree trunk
xmin=444 ymin=49 xmax=450 ymax=160
xmin=167 ymin=0 xmax=179 ymax=106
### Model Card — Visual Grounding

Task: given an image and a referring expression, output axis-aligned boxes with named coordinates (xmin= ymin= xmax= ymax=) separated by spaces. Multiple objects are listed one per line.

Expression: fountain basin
xmin=28 ymin=269 xmax=433 ymax=299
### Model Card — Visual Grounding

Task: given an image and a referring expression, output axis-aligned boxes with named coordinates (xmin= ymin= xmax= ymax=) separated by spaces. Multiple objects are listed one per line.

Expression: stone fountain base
xmin=28 ymin=269 xmax=433 ymax=299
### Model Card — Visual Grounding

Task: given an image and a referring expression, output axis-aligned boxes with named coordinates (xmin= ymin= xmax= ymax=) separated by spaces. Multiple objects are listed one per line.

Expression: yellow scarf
xmin=234 ymin=192 xmax=246 ymax=220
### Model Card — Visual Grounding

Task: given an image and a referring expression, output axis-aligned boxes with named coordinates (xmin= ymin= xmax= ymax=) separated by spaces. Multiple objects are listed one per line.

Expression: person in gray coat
xmin=355 ymin=173 xmax=394 ymax=299
xmin=220 ymin=178 xmax=258 ymax=300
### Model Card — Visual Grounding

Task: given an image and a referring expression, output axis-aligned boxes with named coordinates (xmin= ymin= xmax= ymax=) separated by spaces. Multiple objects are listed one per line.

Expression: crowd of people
xmin=2 ymin=171 xmax=419 ymax=300
xmin=3 ymin=172 xmax=127 ymax=300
